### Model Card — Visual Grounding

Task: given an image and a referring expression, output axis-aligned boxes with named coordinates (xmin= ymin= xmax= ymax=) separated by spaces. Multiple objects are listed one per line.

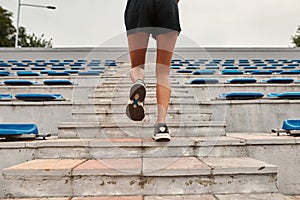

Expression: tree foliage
xmin=291 ymin=26 xmax=300 ymax=48
xmin=0 ymin=6 xmax=53 ymax=48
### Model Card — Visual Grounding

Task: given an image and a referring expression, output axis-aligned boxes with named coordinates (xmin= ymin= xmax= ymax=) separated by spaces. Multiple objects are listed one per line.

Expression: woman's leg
xmin=156 ymin=31 xmax=178 ymax=124
xmin=127 ymin=32 xmax=150 ymax=82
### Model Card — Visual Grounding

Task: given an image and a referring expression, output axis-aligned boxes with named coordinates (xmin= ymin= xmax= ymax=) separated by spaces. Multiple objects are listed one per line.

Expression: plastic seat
xmin=0 ymin=94 xmax=13 ymax=100
xmin=17 ymin=71 xmax=40 ymax=76
xmin=4 ymin=80 xmax=36 ymax=86
xmin=0 ymin=124 xmax=38 ymax=137
xmin=47 ymin=72 xmax=70 ymax=76
xmin=186 ymin=66 xmax=200 ymax=69
xmin=11 ymin=67 xmax=26 ymax=71
xmin=176 ymin=69 xmax=193 ymax=74
xmin=190 ymin=78 xmax=219 ymax=84
xmin=51 ymin=67 xmax=66 ymax=70
xmin=280 ymin=70 xmax=300 ymax=75
xmin=221 ymin=69 xmax=243 ymax=75
xmin=64 ymin=70 xmax=79 ymax=74
xmin=282 ymin=120 xmax=300 ymax=130
xmin=263 ymin=78 xmax=294 ymax=84
xmin=15 ymin=94 xmax=64 ymax=101
xmin=251 ymin=70 xmax=272 ymax=75
xmin=0 ymin=71 xmax=11 ymax=76
xmin=170 ymin=66 xmax=181 ymax=70
xmin=219 ymin=92 xmax=264 ymax=100
xmin=224 ymin=66 xmax=239 ymax=69
xmin=192 ymin=70 xmax=215 ymax=75
xmin=44 ymin=80 xmax=74 ymax=85
xmin=268 ymin=92 xmax=300 ymax=99
xmin=205 ymin=66 xmax=219 ymax=70
xmin=227 ymin=78 xmax=257 ymax=84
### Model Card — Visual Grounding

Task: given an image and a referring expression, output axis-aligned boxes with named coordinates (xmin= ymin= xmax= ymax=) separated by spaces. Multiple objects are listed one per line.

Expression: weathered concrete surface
xmin=2 ymin=157 xmax=277 ymax=198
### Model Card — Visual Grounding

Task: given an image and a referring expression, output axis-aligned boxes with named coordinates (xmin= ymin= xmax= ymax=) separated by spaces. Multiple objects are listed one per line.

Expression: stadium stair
xmin=1 ymin=60 xmax=299 ymax=199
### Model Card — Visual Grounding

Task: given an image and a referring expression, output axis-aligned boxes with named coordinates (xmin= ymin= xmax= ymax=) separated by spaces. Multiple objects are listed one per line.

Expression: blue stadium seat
xmin=64 ymin=70 xmax=79 ymax=74
xmin=250 ymin=70 xmax=272 ymax=75
xmin=4 ymin=80 xmax=36 ymax=86
xmin=15 ymin=94 xmax=64 ymax=101
xmin=224 ymin=66 xmax=239 ymax=69
xmin=193 ymin=70 xmax=215 ymax=75
xmin=176 ymin=69 xmax=193 ymax=74
xmin=263 ymin=78 xmax=294 ymax=84
xmin=282 ymin=66 xmax=296 ymax=69
xmin=170 ymin=66 xmax=181 ymax=70
xmin=0 ymin=63 xmax=11 ymax=67
xmin=282 ymin=120 xmax=300 ymax=130
xmin=243 ymin=66 xmax=258 ymax=69
xmin=190 ymin=78 xmax=219 ymax=84
xmin=0 ymin=94 xmax=13 ymax=100
xmin=268 ymin=92 xmax=300 ymax=99
xmin=227 ymin=78 xmax=257 ymax=84
xmin=43 ymin=80 xmax=74 ymax=85
xmin=51 ymin=67 xmax=66 ymax=70
xmin=0 ymin=71 xmax=11 ymax=76
xmin=35 ymin=60 xmax=46 ymax=63
xmin=47 ymin=72 xmax=70 ymax=76
xmin=31 ymin=67 xmax=46 ymax=71
xmin=206 ymin=66 xmax=219 ymax=70
xmin=0 ymin=124 xmax=38 ymax=137
xmin=280 ymin=70 xmax=300 ymax=75
xmin=219 ymin=92 xmax=264 ymax=100
xmin=17 ymin=71 xmax=40 ymax=76
xmin=11 ymin=67 xmax=26 ymax=71
xmin=221 ymin=69 xmax=243 ymax=75
xmin=263 ymin=66 xmax=277 ymax=69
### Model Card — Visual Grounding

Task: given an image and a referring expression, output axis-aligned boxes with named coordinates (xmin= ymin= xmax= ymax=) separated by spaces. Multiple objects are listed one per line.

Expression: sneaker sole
xmin=130 ymin=83 xmax=146 ymax=102
xmin=126 ymin=103 xmax=145 ymax=121
xmin=152 ymin=133 xmax=171 ymax=142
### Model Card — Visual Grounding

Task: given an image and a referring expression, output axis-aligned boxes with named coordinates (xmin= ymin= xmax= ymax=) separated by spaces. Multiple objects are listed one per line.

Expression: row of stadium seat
xmin=2 ymin=119 xmax=299 ymax=139
xmin=218 ymin=92 xmax=300 ymax=100
xmin=189 ymin=78 xmax=300 ymax=84
xmin=0 ymin=79 xmax=74 ymax=86
xmin=0 ymin=70 xmax=104 ymax=76
xmin=0 ymin=93 xmax=64 ymax=101
xmin=172 ymin=59 xmax=300 ymax=64
xmin=176 ymin=69 xmax=300 ymax=75
xmin=171 ymin=65 xmax=300 ymax=69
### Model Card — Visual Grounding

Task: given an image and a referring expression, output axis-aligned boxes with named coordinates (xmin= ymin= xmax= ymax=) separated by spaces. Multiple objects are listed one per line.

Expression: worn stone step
xmin=72 ymin=110 xmax=212 ymax=122
xmin=2 ymin=157 xmax=278 ymax=198
xmin=71 ymin=101 xmax=205 ymax=113
xmin=90 ymin=91 xmax=194 ymax=98
xmin=57 ymin=121 xmax=226 ymax=139
xmin=3 ymin=194 xmax=298 ymax=200
xmin=19 ymin=136 xmax=247 ymax=159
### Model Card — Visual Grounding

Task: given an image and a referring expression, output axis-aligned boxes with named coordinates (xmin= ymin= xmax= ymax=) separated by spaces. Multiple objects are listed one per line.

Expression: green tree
xmin=0 ymin=6 xmax=16 ymax=47
xmin=0 ymin=6 xmax=53 ymax=47
xmin=291 ymin=26 xmax=300 ymax=47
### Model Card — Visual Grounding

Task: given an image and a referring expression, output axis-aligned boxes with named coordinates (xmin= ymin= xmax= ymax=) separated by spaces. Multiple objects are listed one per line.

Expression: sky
xmin=1 ymin=0 xmax=300 ymax=48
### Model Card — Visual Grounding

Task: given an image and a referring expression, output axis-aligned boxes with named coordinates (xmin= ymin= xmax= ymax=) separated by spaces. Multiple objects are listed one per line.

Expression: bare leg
xmin=156 ymin=31 xmax=178 ymax=124
xmin=127 ymin=32 xmax=150 ymax=82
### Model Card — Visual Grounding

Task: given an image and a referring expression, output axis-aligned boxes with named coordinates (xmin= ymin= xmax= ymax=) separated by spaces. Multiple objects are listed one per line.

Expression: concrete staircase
xmin=1 ymin=64 xmax=299 ymax=199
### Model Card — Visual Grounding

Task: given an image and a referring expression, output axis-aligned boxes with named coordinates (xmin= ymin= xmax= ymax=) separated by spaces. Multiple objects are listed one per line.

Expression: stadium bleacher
xmin=0 ymin=48 xmax=300 ymax=199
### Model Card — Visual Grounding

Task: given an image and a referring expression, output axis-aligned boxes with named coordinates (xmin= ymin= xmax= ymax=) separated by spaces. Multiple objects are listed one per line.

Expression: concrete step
xmin=71 ymin=101 xmax=205 ymax=113
xmin=2 ymin=194 xmax=298 ymax=200
xmin=57 ymin=121 xmax=226 ymax=139
xmin=2 ymin=157 xmax=278 ymax=198
xmin=72 ymin=109 xmax=212 ymax=122
xmin=21 ymin=136 xmax=247 ymax=159
xmin=90 ymin=91 xmax=194 ymax=98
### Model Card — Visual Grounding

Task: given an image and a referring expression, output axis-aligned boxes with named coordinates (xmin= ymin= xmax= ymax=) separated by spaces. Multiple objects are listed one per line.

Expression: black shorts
xmin=124 ymin=0 xmax=181 ymax=38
